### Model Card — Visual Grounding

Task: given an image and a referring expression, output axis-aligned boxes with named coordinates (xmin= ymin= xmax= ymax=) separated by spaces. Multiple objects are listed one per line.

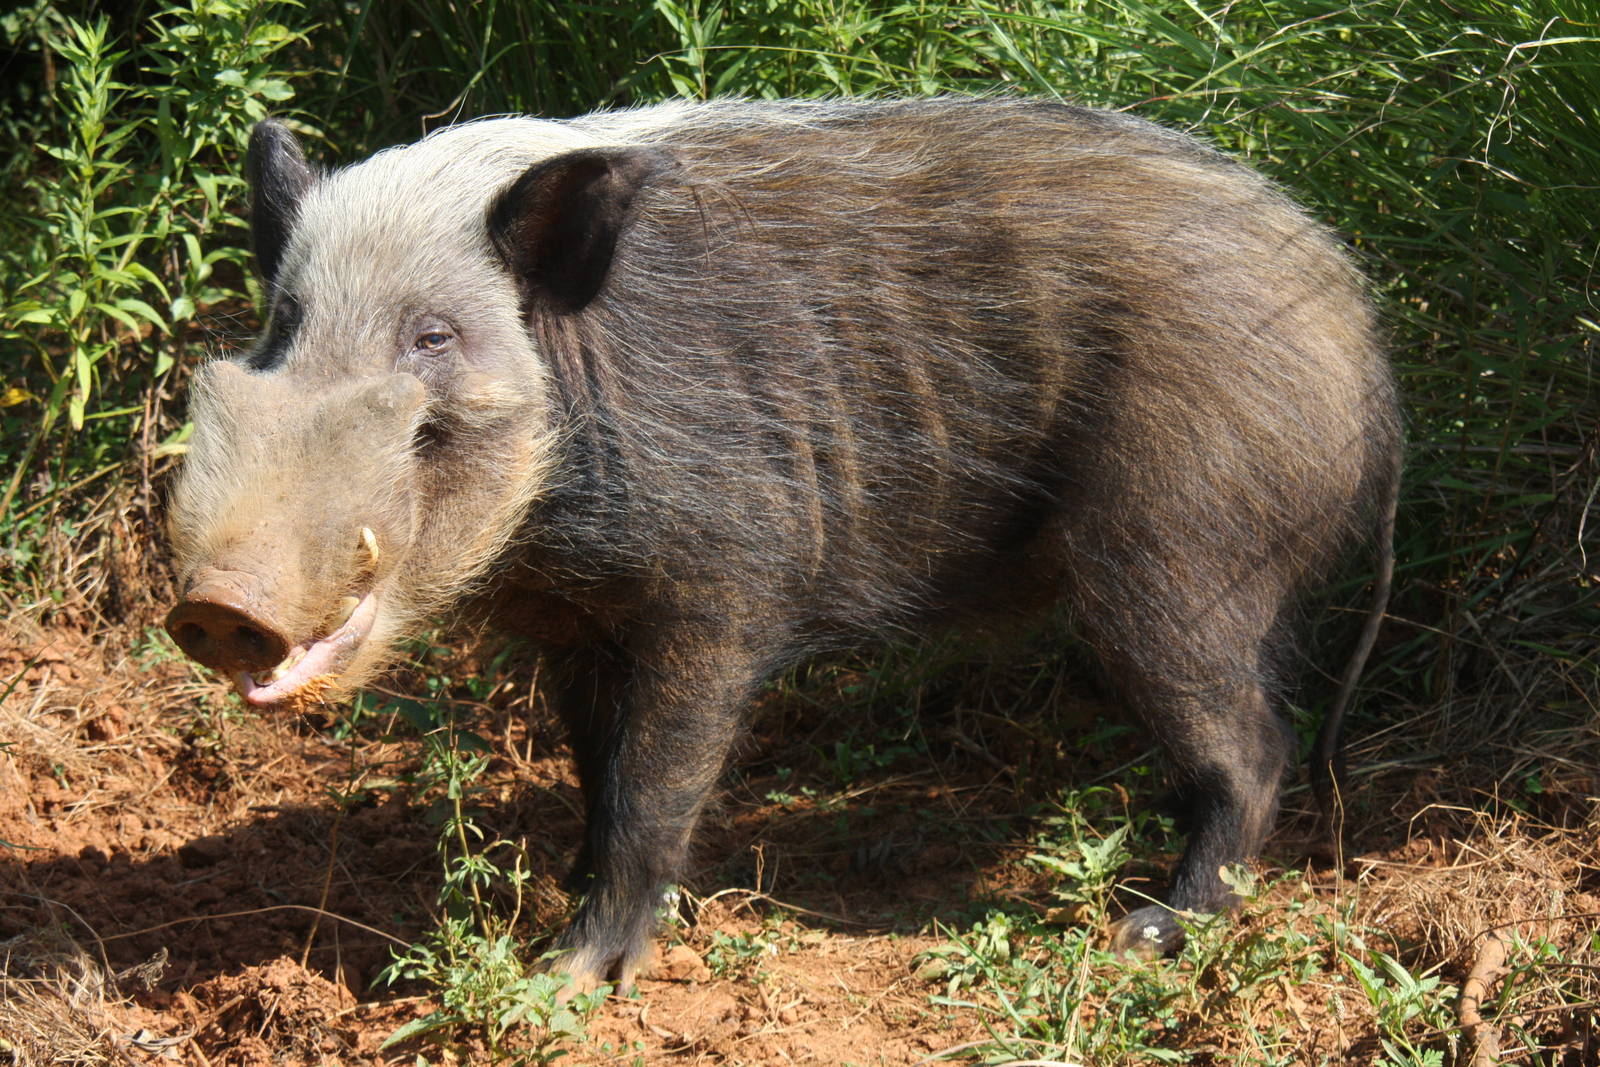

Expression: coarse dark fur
xmin=167 ymin=98 xmax=1401 ymax=989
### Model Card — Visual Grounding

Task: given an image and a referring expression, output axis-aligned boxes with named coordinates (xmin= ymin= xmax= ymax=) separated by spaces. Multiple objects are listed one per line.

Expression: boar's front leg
xmin=547 ymin=620 xmax=766 ymax=992
xmin=539 ymin=644 xmax=630 ymax=893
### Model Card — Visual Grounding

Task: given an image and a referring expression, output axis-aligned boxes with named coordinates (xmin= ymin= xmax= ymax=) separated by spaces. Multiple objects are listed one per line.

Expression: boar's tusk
xmin=331 ymin=596 xmax=361 ymax=631
xmin=359 ymin=527 xmax=380 ymax=569
xmin=256 ymin=645 xmax=307 ymax=685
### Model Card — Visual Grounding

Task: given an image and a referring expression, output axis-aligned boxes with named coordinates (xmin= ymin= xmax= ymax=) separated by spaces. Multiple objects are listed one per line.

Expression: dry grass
xmin=0 ymin=928 xmax=146 ymax=1067
xmin=1361 ymin=807 xmax=1600 ymax=1065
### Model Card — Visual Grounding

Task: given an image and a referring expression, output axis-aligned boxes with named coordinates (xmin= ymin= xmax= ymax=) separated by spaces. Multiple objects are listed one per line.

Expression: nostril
xmin=174 ymin=621 xmax=209 ymax=654
xmin=235 ymin=625 xmax=272 ymax=662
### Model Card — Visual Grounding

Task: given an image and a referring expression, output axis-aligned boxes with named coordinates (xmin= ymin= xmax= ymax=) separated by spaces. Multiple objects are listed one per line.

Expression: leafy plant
xmin=376 ymin=695 xmax=607 ymax=1062
xmin=1 ymin=1 xmax=303 ymax=585
xmin=1341 ymin=947 xmax=1457 ymax=1067
xmin=697 ymin=916 xmax=799 ymax=981
xmin=917 ymin=778 xmax=1424 ymax=1066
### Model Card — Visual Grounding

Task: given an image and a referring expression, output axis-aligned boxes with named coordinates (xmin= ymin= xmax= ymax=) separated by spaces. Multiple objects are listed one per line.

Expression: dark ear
xmin=246 ymin=119 xmax=316 ymax=284
xmin=488 ymin=147 xmax=674 ymax=313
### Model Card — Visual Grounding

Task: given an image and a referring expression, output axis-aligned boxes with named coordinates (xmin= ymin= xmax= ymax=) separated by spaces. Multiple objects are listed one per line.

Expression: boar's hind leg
xmin=549 ymin=626 xmax=761 ymax=993
xmin=1086 ymin=597 xmax=1293 ymax=958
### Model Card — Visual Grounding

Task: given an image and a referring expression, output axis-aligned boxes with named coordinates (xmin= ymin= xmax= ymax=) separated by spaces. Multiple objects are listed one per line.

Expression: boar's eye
xmin=412 ymin=324 xmax=455 ymax=355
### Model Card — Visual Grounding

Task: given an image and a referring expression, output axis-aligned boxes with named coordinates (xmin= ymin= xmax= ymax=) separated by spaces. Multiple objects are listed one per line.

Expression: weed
xmin=821 ymin=736 xmax=921 ymax=788
xmin=1 ymin=0 xmax=304 ymax=593
xmin=1342 ymin=947 xmax=1458 ymax=1067
xmin=373 ymin=691 xmax=607 ymax=1062
xmin=763 ymin=778 xmax=820 ymax=810
xmin=1029 ymin=787 xmax=1150 ymax=912
xmin=130 ymin=624 xmax=180 ymax=666
xmin=916 ymin=778 xmax=1462 ymax=1066
xmin=703 ymin=919 xmax=796 ymax=980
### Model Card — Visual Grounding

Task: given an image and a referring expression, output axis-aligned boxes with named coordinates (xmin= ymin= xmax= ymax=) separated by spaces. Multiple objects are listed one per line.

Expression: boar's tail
xmin=1311 ymin=453 xmax=1400 ymax=833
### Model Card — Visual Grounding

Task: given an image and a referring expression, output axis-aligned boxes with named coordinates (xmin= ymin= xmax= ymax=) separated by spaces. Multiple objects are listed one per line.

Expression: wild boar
xmin=164 ymin=98 xmax=1401 ymax=991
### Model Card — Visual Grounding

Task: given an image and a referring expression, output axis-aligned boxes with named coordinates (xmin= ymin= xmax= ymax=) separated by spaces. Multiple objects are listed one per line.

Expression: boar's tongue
xmin=235 ymin=593 xmax=379 ymax=707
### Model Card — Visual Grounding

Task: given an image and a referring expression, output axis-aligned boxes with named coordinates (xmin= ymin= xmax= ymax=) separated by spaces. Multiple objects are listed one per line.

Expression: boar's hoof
xmin=1108 ymin=905 xmax=1188 ymax=959
xmin=548 ymin=944 xmax=646 ymax=1002
xmin=551 ymin=963 xmax=610 ymax=1005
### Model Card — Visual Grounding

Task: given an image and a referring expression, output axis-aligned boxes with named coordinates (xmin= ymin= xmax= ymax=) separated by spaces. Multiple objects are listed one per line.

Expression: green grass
xmin=370 ymin=696 xmax=607 ymax=1063
xmin=915 ymin=789 xmax=1457 ymax=1065
xmin=313 ymin=651 xmax=609 ymax=1061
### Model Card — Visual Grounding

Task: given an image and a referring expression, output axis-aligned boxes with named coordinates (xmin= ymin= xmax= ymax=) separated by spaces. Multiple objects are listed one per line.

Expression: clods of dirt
xmin=176 ymin=957 xmax=360 ymax=1064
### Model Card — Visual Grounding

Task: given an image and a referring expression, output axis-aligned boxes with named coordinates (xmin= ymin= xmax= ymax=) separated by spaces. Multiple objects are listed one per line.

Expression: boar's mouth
xmin=231 ymin=592 xmax=379 ymax=707
xmin=165 ymin=563 xmax=385 ymax=710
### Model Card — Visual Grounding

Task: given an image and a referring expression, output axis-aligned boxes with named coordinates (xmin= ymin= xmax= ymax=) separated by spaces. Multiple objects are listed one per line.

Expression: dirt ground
xmin=2 ymin=607 xmax=1597 ymax=1066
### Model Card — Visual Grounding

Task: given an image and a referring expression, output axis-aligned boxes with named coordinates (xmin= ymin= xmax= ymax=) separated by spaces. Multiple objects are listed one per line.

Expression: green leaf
xmin=123 ymin=261 xmax=167 ymax=290
xmin=391 ymin=697 xmax=443 ymax=733
xmin=92 ymin=302 xmax=142 ymax=332
xmin=196 ymin=172 xmax=224 ymax=212
xmin=114 ymin=296 xmax=168 ymax=330
xmin=380 ymin=1011 xmax=453 ymax=1048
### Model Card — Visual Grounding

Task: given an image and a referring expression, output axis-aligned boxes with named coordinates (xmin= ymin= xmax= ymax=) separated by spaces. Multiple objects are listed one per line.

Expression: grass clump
xmin=0 ymin=929 xmax=125 ymax=1067
xmin=920 ymin=790 xmax=1451 ymax=1066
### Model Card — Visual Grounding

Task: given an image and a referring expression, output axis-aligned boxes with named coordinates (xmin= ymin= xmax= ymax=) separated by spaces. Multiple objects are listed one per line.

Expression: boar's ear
xmin=487 ymin=147 xmax=673 ymax=313
xmin=246 ymin=119 xmax=316 ymax=284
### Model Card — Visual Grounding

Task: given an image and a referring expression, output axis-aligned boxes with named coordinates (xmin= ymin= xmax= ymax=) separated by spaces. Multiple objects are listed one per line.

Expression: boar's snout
xmin=165 ymin=570 xmax=293 ymax=673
